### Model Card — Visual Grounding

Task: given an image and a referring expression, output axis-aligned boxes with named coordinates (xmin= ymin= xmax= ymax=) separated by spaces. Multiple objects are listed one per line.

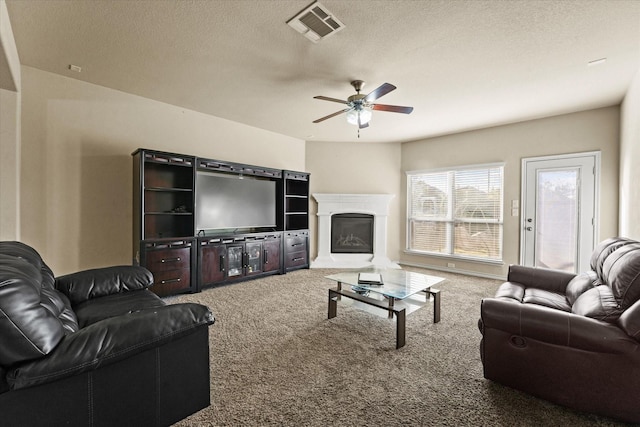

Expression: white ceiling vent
xmin=287 ymin=1 xmax=345 ymax=43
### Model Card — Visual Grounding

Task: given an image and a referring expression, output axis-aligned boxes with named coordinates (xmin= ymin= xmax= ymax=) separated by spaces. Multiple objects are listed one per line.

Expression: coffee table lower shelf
xmin=328 ymin=286 xmax=441 ymax=349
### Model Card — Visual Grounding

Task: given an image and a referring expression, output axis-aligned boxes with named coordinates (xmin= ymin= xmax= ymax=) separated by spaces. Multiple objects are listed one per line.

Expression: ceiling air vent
xmin=287 ymin=1 xmax=345 ymax=43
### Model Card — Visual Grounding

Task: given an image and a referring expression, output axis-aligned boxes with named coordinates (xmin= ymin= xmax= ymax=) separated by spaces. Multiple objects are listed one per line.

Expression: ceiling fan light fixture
xmin=346 ymin=106 xmax=372 ymax=126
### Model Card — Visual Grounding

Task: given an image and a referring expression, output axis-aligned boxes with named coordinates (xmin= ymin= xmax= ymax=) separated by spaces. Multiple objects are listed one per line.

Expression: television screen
xmin=195 ymin=171 xmax=276 ymax=232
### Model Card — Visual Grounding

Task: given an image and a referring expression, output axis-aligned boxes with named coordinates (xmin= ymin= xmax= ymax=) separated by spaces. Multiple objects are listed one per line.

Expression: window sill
xmin=403 ymin=249 xmax=504 ymax=266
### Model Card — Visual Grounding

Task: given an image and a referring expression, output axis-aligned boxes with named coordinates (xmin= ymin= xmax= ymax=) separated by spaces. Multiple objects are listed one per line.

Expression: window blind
xmin=407 ymin=165 xmax=504 ymax=261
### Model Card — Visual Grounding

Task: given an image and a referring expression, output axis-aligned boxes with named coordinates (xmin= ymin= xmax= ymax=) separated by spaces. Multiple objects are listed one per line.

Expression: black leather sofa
xmin=0 ymin=241 xmax=215 ymax=426
xmin=479 ymin=237 xmax=640 ymax=423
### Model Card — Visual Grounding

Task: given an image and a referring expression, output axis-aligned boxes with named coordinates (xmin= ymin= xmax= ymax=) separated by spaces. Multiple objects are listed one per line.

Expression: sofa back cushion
xmin=566 ymin=271 xmax=597 ymax=305
xmin=590 ymin=237 xmax=634 ymax=277
xmin=590 ymin=238 xmax=640 ymax=310
xmin=571 ymin=285 xmax=623 ymax=322
xmin=0 ymin=242 xmax=79 ymax=366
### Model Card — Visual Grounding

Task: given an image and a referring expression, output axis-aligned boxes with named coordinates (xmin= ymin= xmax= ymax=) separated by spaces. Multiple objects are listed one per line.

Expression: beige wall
xmin=0 ymin=88 xmax=20 ymax=240
xmin=305 ymin=141 xmax=402 ymax=262
xmin=0 ymin=0 xmax=21 ymax=241
xmin=620 ymin=68 xmax=640 ymax=240
xmin=400 ymin=107 xmax=620 ymax=279
xmin=19 ymin=66 xmax=305 ymax=275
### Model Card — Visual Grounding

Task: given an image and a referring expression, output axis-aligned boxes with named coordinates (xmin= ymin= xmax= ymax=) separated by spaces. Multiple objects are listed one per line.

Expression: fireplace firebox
xmin=331 ymin=213 xmax=374 ymax=254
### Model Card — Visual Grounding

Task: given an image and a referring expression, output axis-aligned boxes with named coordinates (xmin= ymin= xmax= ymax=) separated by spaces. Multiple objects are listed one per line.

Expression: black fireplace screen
xmin=331 ymin=213 xmax=374 ymax=254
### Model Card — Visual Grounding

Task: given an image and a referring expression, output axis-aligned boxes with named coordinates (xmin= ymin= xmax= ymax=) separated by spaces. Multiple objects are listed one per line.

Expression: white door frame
xmin=520 ymin=151 xmax=601 ymax=272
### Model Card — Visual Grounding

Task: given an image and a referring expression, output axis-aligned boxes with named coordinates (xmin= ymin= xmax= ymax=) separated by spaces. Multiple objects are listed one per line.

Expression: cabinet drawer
xmin=285 ymin=237 xmax=307 ymax=251
xmin=145 ymin=247 xmax=191 ymax=272
xmin=286 ymin=250 xmax=308 ymax=268
xmin=151 ymin=268 xmax=191 ymax=296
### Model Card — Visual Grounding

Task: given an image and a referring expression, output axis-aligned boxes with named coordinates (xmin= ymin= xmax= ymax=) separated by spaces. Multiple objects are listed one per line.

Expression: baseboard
xmin=398 ymin=261 xmax=506 ymax=281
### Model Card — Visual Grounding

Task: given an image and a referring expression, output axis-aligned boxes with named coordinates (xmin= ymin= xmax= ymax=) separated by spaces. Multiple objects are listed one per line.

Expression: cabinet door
xmin=227 ymin=244 xmax=244 ymax=277
xmin=245 ymin=241 xmax=263 ymax=276
xmin=200 ymin=243 xmax=226 ymax=285
xmin=263 ymin=238 xmax=281 ymax=273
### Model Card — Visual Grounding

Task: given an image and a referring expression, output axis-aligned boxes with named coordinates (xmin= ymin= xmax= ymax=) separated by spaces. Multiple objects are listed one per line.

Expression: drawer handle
xmin=292 ymin=257 xmax=305 ymax=262
xmin=160 ymin=278 xmax=181 ymax=284
xmin=291 ymin=243 xmax=303 ymax=247
xmin=161 ymin=257 xmax=181 ymax=263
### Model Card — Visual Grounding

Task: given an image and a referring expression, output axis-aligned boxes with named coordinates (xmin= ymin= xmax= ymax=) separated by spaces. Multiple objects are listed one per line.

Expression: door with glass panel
xmin=521 ymin=152 xmax=599 ymax=273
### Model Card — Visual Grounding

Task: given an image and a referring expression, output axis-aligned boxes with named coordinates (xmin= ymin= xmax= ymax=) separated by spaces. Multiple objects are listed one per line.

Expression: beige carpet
xmin=167 ymin=267 xmax=624 ymax=426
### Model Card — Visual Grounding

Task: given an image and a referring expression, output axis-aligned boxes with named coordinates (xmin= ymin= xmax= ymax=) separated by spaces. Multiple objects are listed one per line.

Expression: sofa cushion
xmin=590 ymin=237 xmax=635 ymax=278
xmin=0 ymin=256 xmax=72 ymax=366
xmin=494 ymin=282 xmax=525 ymax=302
xmin=73 ymin=289 xmax=166 ymax=328
xmin=523 ymin=288 xmax=571 ymax=312
xmin=566 ymin=271 xmax=597 ymax=306
xmin=572 ymin=285 xmax=623 ymax=322
xmin=600 ymin=242 xmax=640 ymax=309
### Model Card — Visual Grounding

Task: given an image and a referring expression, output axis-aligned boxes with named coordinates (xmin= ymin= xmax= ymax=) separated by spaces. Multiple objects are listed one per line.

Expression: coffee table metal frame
xmin=326 ymin=270 xmax=444 ymax=349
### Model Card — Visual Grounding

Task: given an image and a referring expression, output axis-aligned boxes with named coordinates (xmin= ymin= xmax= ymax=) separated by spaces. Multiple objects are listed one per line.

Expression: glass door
xmin=227 ymin=244 xmax=244 ymax=277
xmin=521 ymin=153 xmax=598 ymax=273
xmin=245 ymin=241 xmax=263 ymax=275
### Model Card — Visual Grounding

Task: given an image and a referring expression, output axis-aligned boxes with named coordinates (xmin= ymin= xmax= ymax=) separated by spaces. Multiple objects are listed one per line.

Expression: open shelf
xmin=283 ymin=171 xmax=309 ymax=231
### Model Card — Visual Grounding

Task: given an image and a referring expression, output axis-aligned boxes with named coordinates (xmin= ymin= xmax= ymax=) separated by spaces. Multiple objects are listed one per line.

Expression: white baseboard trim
xmin=398 ymin=261 xmax=506 ymax=281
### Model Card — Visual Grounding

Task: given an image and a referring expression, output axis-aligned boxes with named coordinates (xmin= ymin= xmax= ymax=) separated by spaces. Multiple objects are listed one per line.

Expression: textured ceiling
xmin=5 ymin=0 xmax=640 ymax=143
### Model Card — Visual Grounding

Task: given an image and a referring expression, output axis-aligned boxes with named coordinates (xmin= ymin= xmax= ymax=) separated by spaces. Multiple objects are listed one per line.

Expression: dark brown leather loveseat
xmin=0 ymin=241 xmax=215 ymax=426
xmin=479 ymin=237 xmax=640 ymax=423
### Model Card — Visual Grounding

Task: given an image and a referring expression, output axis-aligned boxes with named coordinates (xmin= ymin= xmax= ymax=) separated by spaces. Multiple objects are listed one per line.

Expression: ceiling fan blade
xmin=372 ymin=104 xmax=414 ymax=114
xmin=313 ymin=108 xmax=350 ymax=123
xmin=313 ymin=96 xmax=348 ymax=104
xmin=364 ymin=83 xmax=396 ymax=102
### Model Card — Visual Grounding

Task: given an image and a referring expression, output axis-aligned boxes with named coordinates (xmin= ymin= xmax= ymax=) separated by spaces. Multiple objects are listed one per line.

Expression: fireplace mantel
xmin=311 ymin=193 xmax=400 ymax=269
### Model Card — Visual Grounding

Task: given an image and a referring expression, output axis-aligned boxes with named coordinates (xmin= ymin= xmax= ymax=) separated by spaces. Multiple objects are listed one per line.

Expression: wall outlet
xmin=447 ymin=262 xmax=455 ymax=268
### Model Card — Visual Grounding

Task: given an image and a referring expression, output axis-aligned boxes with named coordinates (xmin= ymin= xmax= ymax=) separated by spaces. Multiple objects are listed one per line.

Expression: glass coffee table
xmin=325 ymin=269 xmax=445 ymax=349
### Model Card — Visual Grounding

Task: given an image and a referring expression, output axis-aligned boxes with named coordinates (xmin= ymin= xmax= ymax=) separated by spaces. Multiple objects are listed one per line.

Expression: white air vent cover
xmin=287 ymin=1 xmax=345 ymax=43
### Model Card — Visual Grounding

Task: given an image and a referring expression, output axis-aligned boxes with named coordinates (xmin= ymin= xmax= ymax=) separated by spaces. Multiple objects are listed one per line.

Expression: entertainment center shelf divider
xmin=133 ymin=148 xmax=310 ymax=297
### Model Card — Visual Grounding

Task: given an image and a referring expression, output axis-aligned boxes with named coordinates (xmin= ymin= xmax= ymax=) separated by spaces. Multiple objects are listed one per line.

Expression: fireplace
xmin=331 ymin=213 xmax=374 ymax=254
xmin=311 ymin=193 xmax=399 ymax=269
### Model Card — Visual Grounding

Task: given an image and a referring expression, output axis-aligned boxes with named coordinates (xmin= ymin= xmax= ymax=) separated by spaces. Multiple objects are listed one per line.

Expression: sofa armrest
xmin=55 ymin=266 xmax=154 ymax=305
xmin=6 ymin=303 xmax=214 ymax=390
xmin=480 ymin=298 xmax=637 ymax=354
xmin=507 ymin=264 xmax=575 ymax=294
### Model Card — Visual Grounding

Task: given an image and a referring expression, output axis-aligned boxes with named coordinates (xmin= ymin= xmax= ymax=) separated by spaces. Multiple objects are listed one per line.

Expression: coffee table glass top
xmin=325 ymin=269 xmax=445 ymax=300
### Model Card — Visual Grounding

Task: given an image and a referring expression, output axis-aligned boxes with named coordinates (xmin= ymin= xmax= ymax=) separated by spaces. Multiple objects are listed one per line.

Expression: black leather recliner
xmin=479 ymin=237 xmax=640 ymax=423
xmin=0 ymin=241 xmax=215 ymax=426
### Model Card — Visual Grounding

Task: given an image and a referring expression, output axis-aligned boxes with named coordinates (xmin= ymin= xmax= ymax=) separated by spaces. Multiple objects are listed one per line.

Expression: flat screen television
xmin=195 ymin=171 xmax=277 ymax=232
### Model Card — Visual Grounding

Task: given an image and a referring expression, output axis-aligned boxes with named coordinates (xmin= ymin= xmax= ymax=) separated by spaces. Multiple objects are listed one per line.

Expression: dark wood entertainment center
xmin=133 ymin=148 xmax=310 ymax=296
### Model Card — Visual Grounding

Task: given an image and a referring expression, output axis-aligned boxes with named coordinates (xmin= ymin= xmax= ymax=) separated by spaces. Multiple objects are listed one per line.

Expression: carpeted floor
xmin=167 ymin=267 xmax=627 ymax=426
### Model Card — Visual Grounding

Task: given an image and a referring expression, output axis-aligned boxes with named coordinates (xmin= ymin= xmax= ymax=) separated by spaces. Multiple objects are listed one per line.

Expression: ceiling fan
xmin=312 ymin=80 xmax=414 ymax=133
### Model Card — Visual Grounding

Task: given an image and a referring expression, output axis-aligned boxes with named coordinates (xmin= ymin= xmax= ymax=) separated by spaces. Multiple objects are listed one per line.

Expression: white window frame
xmin=405 ymin=162 xmax=505 ymax=263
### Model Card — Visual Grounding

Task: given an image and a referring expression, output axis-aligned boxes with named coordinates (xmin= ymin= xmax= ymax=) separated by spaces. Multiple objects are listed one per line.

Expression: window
xmin=407 ymin=164 xmax=504 ymax=262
